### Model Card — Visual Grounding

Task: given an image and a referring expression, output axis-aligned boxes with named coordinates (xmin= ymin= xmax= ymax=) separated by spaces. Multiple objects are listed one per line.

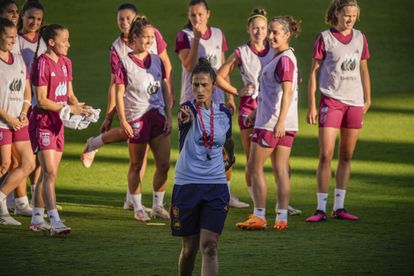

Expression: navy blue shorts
xmin=170 ymin=184 xmax=230 ymax=236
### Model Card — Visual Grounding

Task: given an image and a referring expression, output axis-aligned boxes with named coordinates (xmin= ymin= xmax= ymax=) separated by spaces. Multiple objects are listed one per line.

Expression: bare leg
xmin=336 ymin=128 xmax=360 ymax=190
xmin=200 ymin=229 xmax=220 ymax=276
xmin=270 ymin=146 xmax=292 ymax=210
xmin=179 ymin=234 xmax=200 ymax=276
xmin=149 ymin=134 xmax=170 ymax=192
xmin=317 ymin=127 xmax=339 ymax=193
xmin=37 ymin=150 xmax=62 ymax=210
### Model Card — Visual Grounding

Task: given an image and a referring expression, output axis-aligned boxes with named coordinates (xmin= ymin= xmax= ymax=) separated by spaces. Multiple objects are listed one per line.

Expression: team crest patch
xmin=132 ymin=122 xmax=141 ymax=138
xmin=173 ymin=206 xmax=179 ymax=218
xmin=320 ymin=106 xmax=328 ymax=124
xmin=173 ymin=220 xmax=181 ymax=230
xmin=147 ymin=81 xmax=161 ymax=95
xmin=40 ymin=132 xmax=50 ymax=146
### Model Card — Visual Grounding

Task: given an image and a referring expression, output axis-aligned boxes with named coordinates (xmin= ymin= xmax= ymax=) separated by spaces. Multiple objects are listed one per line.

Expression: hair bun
xmin=197 ymin=57 xmax=211 ymax=66
xmin=252 ymin=8 xmax=267 ymax=17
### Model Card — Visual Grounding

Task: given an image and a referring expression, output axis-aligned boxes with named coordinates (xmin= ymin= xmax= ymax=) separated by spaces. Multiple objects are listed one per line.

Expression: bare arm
xmin=307 ymin=59 xmax=321 ymax=125
xmin=360 ymin=60 xmax=371 ymax=113
xmin=18 ymin=79 xmax=32 ymax=126
xmin=115 ymin=83 xmax=133 ymax=138
xmin=274 ymin=81 xmax=293 ymax=138
xmin=161 ymin=79 xmax=172 ymax=135
xmin=216 ymin=52 xmax=238 ymax=96
xmin=36 ymin=85 xmax=65 ymax=112
xmin=100 ymin=74 xmax=117 ymax=133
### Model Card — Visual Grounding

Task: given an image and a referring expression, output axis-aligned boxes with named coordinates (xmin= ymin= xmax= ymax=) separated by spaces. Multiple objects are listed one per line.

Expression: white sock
xmin=47 ymin=209 xmax=61 ymax=224
xmin=126 ymin=187 xmax=131 ymax=203
xmin=253 ymin=208 xmax=266 ymax=220
xmin=15 ymin=196 xmax=30 ymax=209
xmin=317 ymin=193 xmax=328 ymax=213
xmin=31 ymin=208 xmax=45 ymax=224
xmin=89 ymin=135 xmax=104 ymax=151
xmin=0 ymin=191 xmax=6 ymax=202
xmin=131 ymin=194 xmax=143 ymax=212
xmin=333 ymin=188 xmax=346 ymax=211
xmin=227 ymin=181 xmax=231 ymax=193
xmin=247 ymin=186 xmax=253 ymax=200
xmin=276 ymin=209 xmax=288 ymax=222
xmin=0 ymin=199 xmax=9 ymax=215
xmin=153 ymin=191 xmax=165 ymax=208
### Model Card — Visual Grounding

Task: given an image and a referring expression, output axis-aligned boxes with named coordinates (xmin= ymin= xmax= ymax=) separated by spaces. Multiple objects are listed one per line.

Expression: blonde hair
xmin=326 ymin=0 xmax=360 ymax=26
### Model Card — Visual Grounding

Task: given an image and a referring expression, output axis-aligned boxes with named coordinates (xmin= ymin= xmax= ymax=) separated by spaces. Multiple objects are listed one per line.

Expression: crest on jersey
xmin=147 ymin=81 xmax=160 ymax=95
xmin=62 ymin=65 xmax=68 ymax=77
xmin=206 ymin=54 xmax=218 ymax=67
xmin=9 ymin=79 xmax=22 ymax=92
xmin=40 ymin=132 xmax=50 ymax=146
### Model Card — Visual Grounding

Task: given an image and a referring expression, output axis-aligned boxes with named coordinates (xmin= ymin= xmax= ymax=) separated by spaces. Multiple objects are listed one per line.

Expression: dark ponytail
xmin=191 ymin=57 xmax=216 ymax=83
xmin=128 ymin=15 xmax=152 ymax=44
xmin=34 ymin=23 xmax=66 ymax=60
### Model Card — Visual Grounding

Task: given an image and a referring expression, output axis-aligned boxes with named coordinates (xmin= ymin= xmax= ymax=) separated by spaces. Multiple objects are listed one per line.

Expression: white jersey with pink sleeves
xmin=112 ymin=35 xmax=159 ymax=61
xmin=0 ymin=53 xmax=26 ymax=129
xmin=120 ymin=54 xmax=165 ymax=122
xmin=237 ymin=43 xmax=275 ymax=99
xmin=319 ymin=29 xmax=364 ymax=106
xmin=255 ymin=48 xmax=299 ymax=132
xmin=179 ymin=27 xmax=225 ymax=104
xmin=18 ymin=34 xmax=47 ymax=74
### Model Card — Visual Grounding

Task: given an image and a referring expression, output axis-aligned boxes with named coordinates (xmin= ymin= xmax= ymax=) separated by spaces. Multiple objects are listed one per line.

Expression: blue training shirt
xmin=174 ymin=101 xmax=232 ymax=185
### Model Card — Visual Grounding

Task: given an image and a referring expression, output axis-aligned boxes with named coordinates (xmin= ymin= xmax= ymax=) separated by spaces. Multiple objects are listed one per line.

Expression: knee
xmin=319 ymin=151 xmax=333 ymax=164
xmin=43 ymin=168 xmax=58 ymax=182
xmin=157 ymin=160 xmax=170 ymax=175
xmin=130 ymin=160 xmax=144 ymax=173
xmin=22 ymin=160 xmax=36 ymax=175
xmin=339 ymin=151 xmax=353 ymax=164
xmin=201 ymin=240 xmax=218 ymax=259
xmin=181 ymin=244 xmax=198 ymax=260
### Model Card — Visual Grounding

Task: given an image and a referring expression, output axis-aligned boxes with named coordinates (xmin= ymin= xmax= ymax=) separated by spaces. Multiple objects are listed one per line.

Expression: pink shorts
xmin=319 ymin=95 xmax=363 ymax=129
xmin=129 ymin=108 xmax=165 ymax=144
xmin=29 ymin=111 xmax=64 ymax=152
xmin=251 ymin=128 xmax=296 ymax=148
xmin=238 ymin=96 xmax=257 ymax=130
xmin=238 ymin=114 xmax=255 ymax=130
xmin=0 ymin=126 xmax=30 ymax=146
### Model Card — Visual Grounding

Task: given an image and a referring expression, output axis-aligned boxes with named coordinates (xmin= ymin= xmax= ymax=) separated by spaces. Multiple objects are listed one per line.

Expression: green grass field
xmin=1 ymin=0 xmax=414 ymax=275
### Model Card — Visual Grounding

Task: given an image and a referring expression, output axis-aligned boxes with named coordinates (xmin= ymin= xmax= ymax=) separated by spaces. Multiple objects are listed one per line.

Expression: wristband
xmin=24 ymin=99 xmax=31 ymax=105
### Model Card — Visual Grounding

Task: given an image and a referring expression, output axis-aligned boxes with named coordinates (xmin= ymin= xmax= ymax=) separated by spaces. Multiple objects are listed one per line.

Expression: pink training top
xmin=110 ymin=27 xmax=167 ymax=75
xmin=31 ymin=54 xmax=73 ymax=106
xmin=313 ymin=28 xmax=370 ymax=61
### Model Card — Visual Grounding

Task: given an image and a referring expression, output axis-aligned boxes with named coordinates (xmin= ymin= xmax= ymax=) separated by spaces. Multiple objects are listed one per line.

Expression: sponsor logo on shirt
xmin=340 ymin=54 xmax=358 ymax=72
xmin=55 ymin=82 xmax=67 ymax=97
xmin=9 ymin=79 xmax=22 ymax=92
xmin=206 ymin=54 xmax=218 ymax=67
xmin=51 ymin=72 xmax=56 ymax=77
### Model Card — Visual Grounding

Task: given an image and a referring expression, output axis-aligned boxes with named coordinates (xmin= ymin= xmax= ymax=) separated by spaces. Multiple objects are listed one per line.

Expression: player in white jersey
xmin=237 ymin=16 xmax=301 ymax=231
xmin=306 ymin=0 xmax=371 ymax=223
xmin=176 ymin=0 xmax=247 ymax=209
xmin=0 ymin=0 xmax=37 ymax=216
xmin=81 ymin=3 xmax=174 ymax=212
xmin=0 ymin=18 xmax=35 ymax=226
xmin=114 ymin=16 xmax=172 ymax=222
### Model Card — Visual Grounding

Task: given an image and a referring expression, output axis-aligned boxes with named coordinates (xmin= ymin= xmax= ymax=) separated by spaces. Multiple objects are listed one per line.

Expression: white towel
xmin=59 ymin=106 xmax=101 ymax=130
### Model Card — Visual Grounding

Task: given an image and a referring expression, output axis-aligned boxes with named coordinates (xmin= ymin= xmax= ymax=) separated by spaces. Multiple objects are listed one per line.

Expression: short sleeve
xmin=114 ymin=61 xmax=127 ymax=85
xmin=221 ymin=32 xmax=228 ymax=53
xmin=65 ymin=57 xmax=73 ymax=82
xmin=361 ymin=33 xmax=371 ymax=60
xmin=31 ymin=57 xmax=49 ymax=86
xmin=161 ymin=60 xmax=166 ymax=79
xmin=275 ymin=56 xmax=295 ymax=83
xmin=175 ymin=31 xmax=191 ymax=53
xmin=234 ymin=48 xmax=242 ymax=66
xmin=110 ymin=47 xmax=120 ymax=75
xmin=154 ymin=28 xmax=167 ymax=54
xmin=312 ymin=34 xmax=325 ymax=61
